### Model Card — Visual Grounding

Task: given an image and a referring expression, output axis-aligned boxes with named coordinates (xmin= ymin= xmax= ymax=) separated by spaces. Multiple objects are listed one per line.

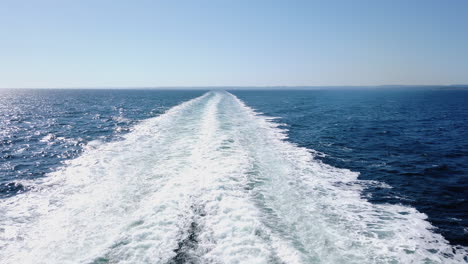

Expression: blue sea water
xmin=0 ymin=88 xmax=466 ymax=263
xmin=0 ymin=89 xmax=205 ymax=193
xmin=232 ymin=89 xmax=468 ymax=247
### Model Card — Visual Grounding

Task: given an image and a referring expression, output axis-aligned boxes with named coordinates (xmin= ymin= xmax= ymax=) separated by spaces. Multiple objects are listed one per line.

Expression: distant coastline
xmin=1 ymin=85 xmax=468 ymax=90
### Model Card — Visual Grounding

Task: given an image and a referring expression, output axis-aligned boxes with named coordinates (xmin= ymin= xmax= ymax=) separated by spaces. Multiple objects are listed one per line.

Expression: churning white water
xmin=0 ymin=91 xmax=466 ymax=264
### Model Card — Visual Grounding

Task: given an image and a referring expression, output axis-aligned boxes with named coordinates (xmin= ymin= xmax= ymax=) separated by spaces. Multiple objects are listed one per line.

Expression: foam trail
xmin=0 ymin=91 xmax=466 ymax=264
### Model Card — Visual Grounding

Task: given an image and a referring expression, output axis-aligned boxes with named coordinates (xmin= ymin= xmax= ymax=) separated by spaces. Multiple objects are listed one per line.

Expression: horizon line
xmin=1 ymin=84 xmax=468 ymax=90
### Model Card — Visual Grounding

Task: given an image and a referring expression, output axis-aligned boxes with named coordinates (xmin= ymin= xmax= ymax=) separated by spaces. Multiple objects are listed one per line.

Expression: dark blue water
xmin=232 ymin=89 xmax=468 ymax=247
xmin=0 ymin=89 xmax=205 ymax=196
xmin=1 ymin=88 xmax=466 ymax=248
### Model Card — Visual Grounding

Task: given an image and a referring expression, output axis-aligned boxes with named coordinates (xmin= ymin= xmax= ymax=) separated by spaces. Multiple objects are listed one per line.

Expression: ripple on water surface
xmin=0 ymin=91 xmax=467 ymax=263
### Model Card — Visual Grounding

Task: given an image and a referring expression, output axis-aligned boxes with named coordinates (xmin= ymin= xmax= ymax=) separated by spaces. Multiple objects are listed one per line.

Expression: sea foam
xmin=0 ymin=91 xmax=466 ymax=264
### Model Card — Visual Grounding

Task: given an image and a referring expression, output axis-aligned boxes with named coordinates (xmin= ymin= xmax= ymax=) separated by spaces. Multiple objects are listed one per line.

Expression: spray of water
xmin=0 ymin=91 xmax=466 ymax=264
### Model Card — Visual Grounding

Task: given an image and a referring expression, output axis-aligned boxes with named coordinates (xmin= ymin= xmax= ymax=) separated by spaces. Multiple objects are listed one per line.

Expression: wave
xmin=0 ymin=91 xmax=466 ymax=264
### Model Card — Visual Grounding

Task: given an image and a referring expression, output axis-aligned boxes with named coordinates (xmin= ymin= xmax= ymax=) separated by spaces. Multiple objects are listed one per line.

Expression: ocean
xmin=0 ymin=89 xmax=466 ymax=263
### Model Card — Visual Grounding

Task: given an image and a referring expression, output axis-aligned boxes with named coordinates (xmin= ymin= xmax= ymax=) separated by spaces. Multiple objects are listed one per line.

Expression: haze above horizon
xmin=1 ymin=0 xmax=468 ymax=89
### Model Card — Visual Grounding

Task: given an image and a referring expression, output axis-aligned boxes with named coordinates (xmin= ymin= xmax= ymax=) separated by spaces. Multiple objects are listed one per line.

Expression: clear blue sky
xmin=1 ymin=0 xmax=467 ymax=88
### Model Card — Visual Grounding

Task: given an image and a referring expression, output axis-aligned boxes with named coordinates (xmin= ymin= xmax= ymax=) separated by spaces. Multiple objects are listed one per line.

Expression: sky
xmin=1 ymin=0 xmax=468 ymax=88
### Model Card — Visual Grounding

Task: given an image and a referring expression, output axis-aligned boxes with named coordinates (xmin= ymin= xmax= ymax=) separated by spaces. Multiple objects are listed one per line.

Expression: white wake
xmin=0 ymin=91 xmax=466 ymax=264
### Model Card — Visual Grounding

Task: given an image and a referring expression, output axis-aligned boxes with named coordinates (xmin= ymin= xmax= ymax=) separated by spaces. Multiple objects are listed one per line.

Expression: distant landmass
xmin=152 ymin=85 xmax=468 ymax=90
xmin=2 ymin=85 xmax=467 ymax=90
